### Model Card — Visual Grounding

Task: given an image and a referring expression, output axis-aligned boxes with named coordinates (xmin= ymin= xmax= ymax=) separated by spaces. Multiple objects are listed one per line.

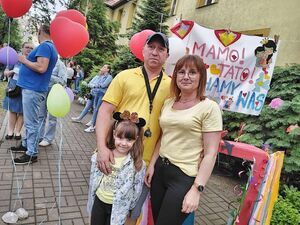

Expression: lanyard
xmin=141 ymin=66 xmax=163 ymax=114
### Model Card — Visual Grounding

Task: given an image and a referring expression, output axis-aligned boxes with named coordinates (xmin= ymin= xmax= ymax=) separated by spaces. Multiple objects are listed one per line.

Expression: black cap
xmin=146 ymin=32 xmax=169 ymax=52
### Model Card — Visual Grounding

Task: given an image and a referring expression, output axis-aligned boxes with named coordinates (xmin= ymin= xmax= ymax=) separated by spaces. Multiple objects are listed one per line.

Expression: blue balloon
xmin=0 ymin=46 xmax=19 ymax=66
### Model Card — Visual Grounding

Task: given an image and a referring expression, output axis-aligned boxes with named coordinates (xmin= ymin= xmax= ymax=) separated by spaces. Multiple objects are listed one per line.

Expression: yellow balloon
xmin=47 ymin=84 xmax=71 ymax=118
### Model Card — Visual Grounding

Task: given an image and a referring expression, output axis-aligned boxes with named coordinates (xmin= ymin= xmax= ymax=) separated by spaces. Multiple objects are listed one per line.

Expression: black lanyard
xmin=142 ymin=66 xmax=163 ymax=114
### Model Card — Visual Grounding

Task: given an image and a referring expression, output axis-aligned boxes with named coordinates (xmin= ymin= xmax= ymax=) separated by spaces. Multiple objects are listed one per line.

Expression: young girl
xmin=87 ymin=110 xmax=146 ymax=225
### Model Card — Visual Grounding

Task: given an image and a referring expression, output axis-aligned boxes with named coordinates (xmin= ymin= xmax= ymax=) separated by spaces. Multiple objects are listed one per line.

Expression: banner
xmin=170 ymin=20 xmax=280 ymax=115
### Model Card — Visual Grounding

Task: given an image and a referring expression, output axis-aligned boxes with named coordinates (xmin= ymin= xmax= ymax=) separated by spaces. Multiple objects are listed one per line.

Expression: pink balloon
xmin=65 ymin=87 xmax=74 ymax=102
xmin=1 ymin=0 xmax=32 ymax=18
xmin=129 ymin=29 xmax=155 ymax=61
xmin=56 ymin=9 xmax=86 ymax=28
xmin=50 ymin=17 xmax=89 ymax=58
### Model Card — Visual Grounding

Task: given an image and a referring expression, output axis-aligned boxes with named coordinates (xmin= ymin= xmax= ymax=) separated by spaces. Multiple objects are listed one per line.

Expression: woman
xmin=2 ymin=42 xmax=34 ymax=140
xmin=145 ymin=55 xmax=223 ymax=225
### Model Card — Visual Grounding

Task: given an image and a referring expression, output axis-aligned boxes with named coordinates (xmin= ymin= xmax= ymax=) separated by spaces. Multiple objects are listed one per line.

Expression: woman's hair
xmin=170 ymin=54 xmax=207 ymax=101
xmin=107 ymin=120 xmax=144 ymax=171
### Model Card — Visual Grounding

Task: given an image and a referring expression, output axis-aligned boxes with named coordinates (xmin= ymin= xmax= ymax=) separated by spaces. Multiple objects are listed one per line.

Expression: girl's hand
xmin=181 ymin=185 xmax=201 ymax=213
xmin=144 ymin=165 xmax=154 ymax=188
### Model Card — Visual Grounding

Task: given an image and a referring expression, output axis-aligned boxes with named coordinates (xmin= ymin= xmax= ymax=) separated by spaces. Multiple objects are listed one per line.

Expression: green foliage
xmin=271 ymin=197 xmax=300 ymax=225
xmin=68 ymin=0 xmax=118 ymax=77
xmin=130 ymin=0 xmax=169 ymax=35
xmin=0 ymin=15 xmax=22 ymax=49
xmin=112 ymin=0 xmax=169 ymax=75
xmin=111 ymin=46 xmax=142 ymax=76
xmin=271 ymin=186 xmax=300 ymax=225
xmin=222 ymin=65 xmax=300 ymax=181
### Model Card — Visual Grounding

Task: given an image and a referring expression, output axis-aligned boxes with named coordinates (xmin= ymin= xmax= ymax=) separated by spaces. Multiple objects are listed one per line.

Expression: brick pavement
xmin=0 ymin=102 xmax=239 ymax=225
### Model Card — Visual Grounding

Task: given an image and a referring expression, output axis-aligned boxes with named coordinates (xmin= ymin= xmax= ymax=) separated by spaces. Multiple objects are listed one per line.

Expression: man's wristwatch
xmin=194 ymin=182 xmax=205 ymax=192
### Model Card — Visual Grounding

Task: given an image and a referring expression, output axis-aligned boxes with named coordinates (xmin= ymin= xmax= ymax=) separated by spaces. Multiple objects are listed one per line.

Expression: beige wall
xmin=107 ymin=1 xmax=139 ymax=45
xmin=165 ymin=0 xmax=300 ymax=66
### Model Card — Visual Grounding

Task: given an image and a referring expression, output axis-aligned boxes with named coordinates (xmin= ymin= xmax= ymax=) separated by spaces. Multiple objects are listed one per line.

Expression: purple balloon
xmin=0 ymin=46 xmax=19 ymax=66
xmin=65 ymin=87 xmax=74 ymax=102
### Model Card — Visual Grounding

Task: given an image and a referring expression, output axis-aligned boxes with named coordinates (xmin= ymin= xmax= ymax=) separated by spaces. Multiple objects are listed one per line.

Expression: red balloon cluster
xmin=50 ymin=10 xmax=89 ymax=58
xmin=0 ymin=0 xmax=32 ymax=18
xmin=129 ymin=29 xmax=155 ymax=61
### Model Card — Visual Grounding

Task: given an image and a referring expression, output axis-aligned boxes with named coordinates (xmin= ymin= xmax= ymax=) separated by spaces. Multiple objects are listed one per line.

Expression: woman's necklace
xmin=178 ymin=98 xmax=197 ymax=103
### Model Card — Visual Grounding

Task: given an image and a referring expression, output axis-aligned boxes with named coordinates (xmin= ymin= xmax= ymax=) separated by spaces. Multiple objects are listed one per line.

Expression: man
xmin=96 ymin=32 xmax=170 ymax=225
xmin=11 ymin=24 xmax=58 ymax=164
xmin=38 ymin=58 xmax=67 ymax=147
xmin=84 ymin=64 xmax=112 ymax=133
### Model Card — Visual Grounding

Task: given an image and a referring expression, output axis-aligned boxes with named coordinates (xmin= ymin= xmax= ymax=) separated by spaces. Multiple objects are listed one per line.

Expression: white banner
xmin=169 ymin=20 xmax=280 ymax=115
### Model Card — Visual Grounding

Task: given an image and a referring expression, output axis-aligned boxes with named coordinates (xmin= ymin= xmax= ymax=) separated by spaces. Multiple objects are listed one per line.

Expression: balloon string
xmin=84 ymin=0 xmax=90 ymax=17
xmin=57 ymin=119 xmax=63 ymax=225
xmin=6 ymin=18 xmax=11 ymax=66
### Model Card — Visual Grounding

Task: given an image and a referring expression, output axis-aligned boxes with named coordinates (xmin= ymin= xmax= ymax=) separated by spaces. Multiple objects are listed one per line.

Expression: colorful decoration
xmin=268 ymin=97 xmax=284 ymax=109
xmin=170 ymin=20 xmax=280 ymax=115
xmin=0 ymin=46 xmax=18 ymax=66
xmin=47 ymin=84 xmax=71 ymax=117
xmin=50 ymin=16 xmax=89 ymax=58
xmin=0 ymin=0 xmax=32 ymax=18
xmin=65 ymin=87 xmax=75 ymax=102
xmin=129 ymin=29 xmax=155 ymax=61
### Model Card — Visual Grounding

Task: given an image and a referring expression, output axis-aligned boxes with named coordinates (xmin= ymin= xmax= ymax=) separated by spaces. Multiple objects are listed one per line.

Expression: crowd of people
xmin=1 ymin=30 xmax=223 ymax=225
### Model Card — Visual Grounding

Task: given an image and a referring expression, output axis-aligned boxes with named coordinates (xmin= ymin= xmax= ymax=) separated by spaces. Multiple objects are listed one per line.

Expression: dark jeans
xmin=91 ymin=196 xmax=112 ymax=225
xmin=150 ymin=157 xmax=194 ymax=225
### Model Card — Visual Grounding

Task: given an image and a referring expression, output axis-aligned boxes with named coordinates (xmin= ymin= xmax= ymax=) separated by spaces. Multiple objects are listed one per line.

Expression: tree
xmin=67 ymin=0 xmax=118 ymax=77
xmin=112 ymin=0 xmax=170 ymax=75
xmin=0 ymin=14 xmax=22 ymax=50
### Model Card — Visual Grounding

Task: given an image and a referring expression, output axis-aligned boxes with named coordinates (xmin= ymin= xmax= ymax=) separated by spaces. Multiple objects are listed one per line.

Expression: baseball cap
xmin=146 ymin=32 xmax=169 ymax=52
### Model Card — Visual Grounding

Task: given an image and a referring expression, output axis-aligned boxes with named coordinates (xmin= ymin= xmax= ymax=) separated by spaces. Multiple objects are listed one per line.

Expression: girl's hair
xmin=263 ymin=40 xmax=277 ymax=64
xmin=107 ymin=120 xmax=144 ymax=171
xmin=171 ymin=54 xmax=207 ymax=101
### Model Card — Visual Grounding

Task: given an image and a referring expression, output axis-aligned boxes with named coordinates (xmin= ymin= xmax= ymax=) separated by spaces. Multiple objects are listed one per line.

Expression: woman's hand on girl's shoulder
xmin=144 ymin=165 xmax=154 ymax=188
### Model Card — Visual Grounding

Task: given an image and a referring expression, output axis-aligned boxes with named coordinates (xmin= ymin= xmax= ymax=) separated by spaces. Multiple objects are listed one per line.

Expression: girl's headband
xmin=113 ymin=110 xmax=146 ymax=128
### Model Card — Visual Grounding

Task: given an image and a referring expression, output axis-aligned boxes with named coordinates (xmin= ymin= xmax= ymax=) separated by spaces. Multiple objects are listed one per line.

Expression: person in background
xmin=145 ymin=55 xmax=223 ymax=225
xmin=71 ymin=66 xmax=108 ymax=123
xmin=38 ymin=58 xmax=67 ymax=147
xmin=96 ymin=32 xmax=170 ymax=225
xmin=66 ymin=61 xmax=74 ymax=88
xmin=10 ymin=24 xmax=58 ymax=164
xmin=2 ymin=42 xmax=34 ymax=140
xmin=74 ymin=65 xmax=84 ymax=93
xmin=84 ymin=64 xmax=112 ymax=133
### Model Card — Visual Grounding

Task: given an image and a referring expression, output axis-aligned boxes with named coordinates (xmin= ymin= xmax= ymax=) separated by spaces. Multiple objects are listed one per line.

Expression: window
xmin=126 ymin=3 xmax=137 ymax=29
xmin=169 ymin=0 xmax=178 ymax=16
xmin=238 ymin=28 xmax=271 ymax=37
xmin=116 ymin=8 xmax=124 ymax=24
xmin=196 ymin=0 xmax=218 ymax=8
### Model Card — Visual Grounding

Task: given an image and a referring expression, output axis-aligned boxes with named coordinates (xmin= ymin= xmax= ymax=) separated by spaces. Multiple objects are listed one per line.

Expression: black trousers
xmin=150 ymin=157 xmax=194 ymax=225
xmin=91 ymin=196 xmax=112 ymax=225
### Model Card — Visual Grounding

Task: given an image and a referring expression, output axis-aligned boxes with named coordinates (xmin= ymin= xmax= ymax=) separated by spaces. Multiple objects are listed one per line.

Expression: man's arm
xmin=95 ymin=101 xmax=116 ymax=174
xmin=19 ymin=55 xmax=49 ymax=74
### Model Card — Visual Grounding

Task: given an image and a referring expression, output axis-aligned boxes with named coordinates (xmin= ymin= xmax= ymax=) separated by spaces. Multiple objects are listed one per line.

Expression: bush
xmin=271 ymin=186 xmax=300 ymax=224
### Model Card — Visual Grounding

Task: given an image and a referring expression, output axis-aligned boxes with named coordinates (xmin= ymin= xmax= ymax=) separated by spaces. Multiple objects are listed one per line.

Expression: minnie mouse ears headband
xmin=113 ymin=110 xmax=146 ymax=128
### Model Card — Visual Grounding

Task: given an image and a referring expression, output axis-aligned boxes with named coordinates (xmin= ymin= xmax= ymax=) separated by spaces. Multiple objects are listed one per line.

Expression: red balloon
xmin=1 ymin=0 xmax=32 ymax=18
xmin=129 ymin=29 xmax=155 ymax=61
xmin=56 ymin=9 xmax=86 ymax=28
xmin=50 ymin=17 xmax=89 ymax=58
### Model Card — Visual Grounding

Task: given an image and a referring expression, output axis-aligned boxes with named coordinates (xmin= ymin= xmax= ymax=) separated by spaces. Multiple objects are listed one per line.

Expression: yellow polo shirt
xmin=103 ymin=67 xmax=171 ymax=166
xmin=159 ymin=98 xmax=223 ymax=177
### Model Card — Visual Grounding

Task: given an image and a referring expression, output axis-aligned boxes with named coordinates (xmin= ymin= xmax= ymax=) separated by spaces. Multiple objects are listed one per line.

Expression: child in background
xmin=87 ymin=110 xmax=146 ymax=225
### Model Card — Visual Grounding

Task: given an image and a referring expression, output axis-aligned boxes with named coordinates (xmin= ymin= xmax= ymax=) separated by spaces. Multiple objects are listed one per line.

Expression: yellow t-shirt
xmin=159 ymin=98 xmax=223 ymax=177
xmin=96 ymin=156 xmax=126 ymax=204
xmin=103 ymin=67 xmax=171 ymax=166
